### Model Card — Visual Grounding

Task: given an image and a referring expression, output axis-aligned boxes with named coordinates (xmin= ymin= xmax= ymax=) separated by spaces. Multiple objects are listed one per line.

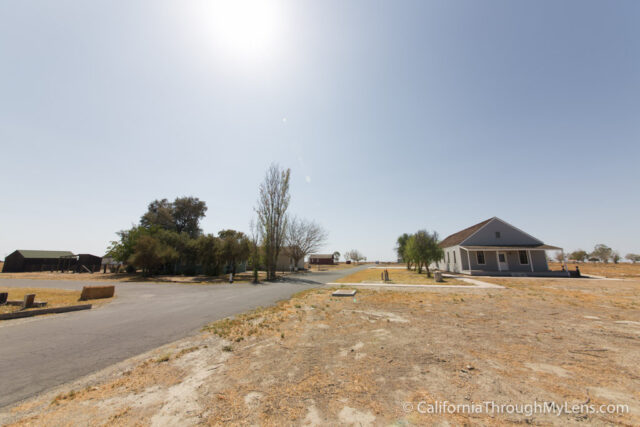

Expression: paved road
xmin=0 ymin=266 xmax=366 ymax=408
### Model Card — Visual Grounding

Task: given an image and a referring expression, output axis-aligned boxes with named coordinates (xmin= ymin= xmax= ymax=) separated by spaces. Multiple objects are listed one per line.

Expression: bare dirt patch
xmin=335 ymin=267 xmax=466 ymax=285
xmin=2 ymin=279 xmax=639 ymax=425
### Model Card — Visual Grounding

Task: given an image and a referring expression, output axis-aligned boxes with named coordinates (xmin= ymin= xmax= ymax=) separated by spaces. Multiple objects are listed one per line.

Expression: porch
xmin=459 ymin=244 xmax=569 ymax=277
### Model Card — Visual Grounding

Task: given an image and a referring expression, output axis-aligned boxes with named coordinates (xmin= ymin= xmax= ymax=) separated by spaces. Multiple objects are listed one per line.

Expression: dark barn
xmin=309 ymin=254 xmax=335 ymax=265
xmin=77 ymin=254 xmax=103 ymax=272
xmin=2 ymin=250 xmax=76 ymax=272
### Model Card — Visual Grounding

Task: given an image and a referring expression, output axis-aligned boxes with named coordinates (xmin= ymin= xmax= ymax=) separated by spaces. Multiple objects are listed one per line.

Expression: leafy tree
xmin=107 ymin=226 xmax=150 ymax=263
xmin=404 ymin=230 xmax=443 ymax=277
xmin=173 ymin=196 xmax=208 ymax=238
xmin=140 ymin=199 xmax=175 ymax=231
xmin=196 ymin=234 xmax=221 ymax=276
xmin=284 ymin=217 xmax=328 ymax=270
xmin=140 ymin=196 xmax=207 ymax=238
xmin=591 ymin=244 xmax=613 ymax=263
xmin=218 ymin=229 xmax=251 ymax=274
xmin=256 ymin=164 xmax=291 ymax=280
xmin=568 ymin=250 xmax=588 ymax=262
xmin=396 ymin=233 xmax=412 ymax=270
xmin=154 ymin=229 xmax=199 ymax=274
xmin=128 ymin=235 xmax=178 ymax=276
xmin=625 ymin=253 xmax=640 ymax=263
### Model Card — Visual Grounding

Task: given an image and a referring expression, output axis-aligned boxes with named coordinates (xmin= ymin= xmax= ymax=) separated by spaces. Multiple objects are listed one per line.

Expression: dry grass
xmin=0 ymin=270 xmax=292 ymax=285
xmin=0 ymin=287 xmax=113 ymax=314
xmin=307 ymin=262 xmax=364 ymax=271
xmin=549 ymin=261 xmax=640 ymax=278
xmin=3 ymin=279 xmax=639 ymax=425
xmin=335 ymin=267 xmax=465 ymax=285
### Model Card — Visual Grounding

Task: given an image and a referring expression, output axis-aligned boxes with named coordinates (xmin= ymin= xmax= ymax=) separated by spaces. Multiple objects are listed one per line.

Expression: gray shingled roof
xmin=439 ymin=218 xmax=493 ymax=248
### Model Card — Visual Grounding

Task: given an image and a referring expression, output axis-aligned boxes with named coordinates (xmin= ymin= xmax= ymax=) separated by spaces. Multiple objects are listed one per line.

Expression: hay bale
xmin=80 ymin=285 xmax=115 ymax=301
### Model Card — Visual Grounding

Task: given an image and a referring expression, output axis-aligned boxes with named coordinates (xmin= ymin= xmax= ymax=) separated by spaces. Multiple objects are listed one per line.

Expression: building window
xmin=495 ymin=231 xmax=501 ymax=238
xmin=519 ymin=250 xmax=529 ymax=264
xmin=447 ymin=252 xmax=450 ymax=263
xmin=476 ymin=251 xmax=485 ymax=265
xmin=453 ymin=251 xmax=456 ymax=263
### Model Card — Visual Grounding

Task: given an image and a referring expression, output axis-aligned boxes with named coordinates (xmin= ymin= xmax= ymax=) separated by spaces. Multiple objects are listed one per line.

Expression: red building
xmin=309 ymin=254 xmax=334 ymax=265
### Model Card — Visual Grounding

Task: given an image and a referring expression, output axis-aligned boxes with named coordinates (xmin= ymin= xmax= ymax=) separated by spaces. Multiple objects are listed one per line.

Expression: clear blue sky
xmin=1 ymin=0 xmax=638 ymax=261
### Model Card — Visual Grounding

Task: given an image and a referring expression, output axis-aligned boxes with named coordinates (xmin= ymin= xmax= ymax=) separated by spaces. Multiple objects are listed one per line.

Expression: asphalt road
xmin=0 ymin=266 xmax=366 ymax=408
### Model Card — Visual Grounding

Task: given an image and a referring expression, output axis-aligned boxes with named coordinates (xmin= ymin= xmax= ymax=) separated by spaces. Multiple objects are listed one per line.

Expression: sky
xmin=0 ymin=0 xmax=639 ymax=261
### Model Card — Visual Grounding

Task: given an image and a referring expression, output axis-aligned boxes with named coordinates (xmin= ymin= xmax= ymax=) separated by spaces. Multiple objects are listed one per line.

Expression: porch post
xmin=496 ymin=251 xmax=502 ymax=272
xmin=466 ymin=250 xmax=471 ymax=274
xmin=528 ymin=249 xmax=534 ymax=272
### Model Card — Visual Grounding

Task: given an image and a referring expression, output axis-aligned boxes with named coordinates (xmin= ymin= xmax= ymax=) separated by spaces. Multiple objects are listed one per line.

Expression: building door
xmin=497 ymin=252 xmax=509 ymax=271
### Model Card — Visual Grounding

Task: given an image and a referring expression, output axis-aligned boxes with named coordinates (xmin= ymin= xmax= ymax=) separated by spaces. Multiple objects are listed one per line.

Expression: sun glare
xmin=203 ymin=0 xmax=283 ymax=61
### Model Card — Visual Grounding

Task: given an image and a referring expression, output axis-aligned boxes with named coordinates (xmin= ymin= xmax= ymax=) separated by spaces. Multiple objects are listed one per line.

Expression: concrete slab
xmin=332 ymin=289 xmax=357 ymax=297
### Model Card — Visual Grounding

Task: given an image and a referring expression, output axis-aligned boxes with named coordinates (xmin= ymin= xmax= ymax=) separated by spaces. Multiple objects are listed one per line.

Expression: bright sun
xmin=203 ymin=0 xmax=283 ymax=61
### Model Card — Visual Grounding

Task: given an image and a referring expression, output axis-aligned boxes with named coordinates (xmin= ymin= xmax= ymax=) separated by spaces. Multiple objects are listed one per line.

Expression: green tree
xmin=154 ymin=229 xmax=199 ymax=274
xmin=107 ymin=226 xmax=150 ymax=264
xmin=196 ymin=234 xmax=221 ymax=276
xmin=625 ymin=253 xmax=640 ymax=263
xmin=173 ymin=196 xmax=208 ymax=238
xmin=405 ymin=230 xmax=443 ymax=277
xmin=218 ymin=229 xmax=251 ymax=274
xmin=140 ymin=199 xmax=175 ymax=231
xmin=139 ymin=196 xmax=207 ymax=238
xmin=568 ymin=250 xmax=588 ymax=262
xmin=396 ymin=233 xmax=412 ymax=269
xmin=591 ymin=244 xmax=613 ymax=263
xmin=128 ymin=235 xmax=178 ymax=276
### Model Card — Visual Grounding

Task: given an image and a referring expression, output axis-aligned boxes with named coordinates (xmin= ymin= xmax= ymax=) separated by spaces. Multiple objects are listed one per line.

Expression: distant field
xmin=549 ymin=262 xmax=640 ymax=278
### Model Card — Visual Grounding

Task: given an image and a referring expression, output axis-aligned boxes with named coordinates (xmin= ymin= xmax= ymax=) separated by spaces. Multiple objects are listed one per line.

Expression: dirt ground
xmin=0 ymin=270 xmax=292 ymax=285
xmin=2 ymin=275 xmax=638 ymax=426
xmin=549 ymin=262 xmax=640 ymax=279
xmin=0 ymin=287 xmax=113 ymax=314
xmin=335 ymin=267 xmax=465 ymax=285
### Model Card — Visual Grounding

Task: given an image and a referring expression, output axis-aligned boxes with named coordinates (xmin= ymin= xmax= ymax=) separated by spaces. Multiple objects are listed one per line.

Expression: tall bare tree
xmin=285 ymin=217 xmax=328 ymax=270
xmin=256 ymin=164 xmax=291 ymax=280
xmin=248 ymin=218 xmax=261 ymax=283
xmin=345 ymin=249 xmax=365 ymax=263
